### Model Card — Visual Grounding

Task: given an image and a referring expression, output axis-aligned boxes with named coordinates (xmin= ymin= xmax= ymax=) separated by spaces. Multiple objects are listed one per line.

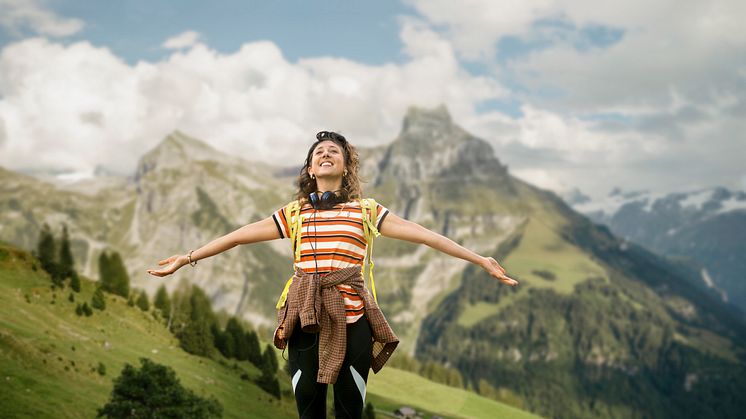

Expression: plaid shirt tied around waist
xmin=273 ymin=266 xmax=399 ymax=384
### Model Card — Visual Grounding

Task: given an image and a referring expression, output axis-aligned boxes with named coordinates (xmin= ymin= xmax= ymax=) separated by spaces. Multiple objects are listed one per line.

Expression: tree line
xmin=34 ymin=223 xmax=282 ymax=417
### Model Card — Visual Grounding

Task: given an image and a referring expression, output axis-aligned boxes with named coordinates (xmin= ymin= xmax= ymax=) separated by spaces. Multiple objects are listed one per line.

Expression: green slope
xmin=367 ymin=368 xmax=542 ymax=419
xmin=0 ymin=243 xmax=538 ymax=419
xmin=0 ymin=245 xmax=298 ymax=419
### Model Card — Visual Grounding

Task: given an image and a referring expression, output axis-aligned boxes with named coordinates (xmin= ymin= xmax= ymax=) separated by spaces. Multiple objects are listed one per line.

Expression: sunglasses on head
xmin=316 ymin=131 xmax=347 ymax=144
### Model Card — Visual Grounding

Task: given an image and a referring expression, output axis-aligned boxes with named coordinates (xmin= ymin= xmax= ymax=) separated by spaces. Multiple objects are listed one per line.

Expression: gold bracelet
xmin=187 ymin=250 xmax=197 ymax=267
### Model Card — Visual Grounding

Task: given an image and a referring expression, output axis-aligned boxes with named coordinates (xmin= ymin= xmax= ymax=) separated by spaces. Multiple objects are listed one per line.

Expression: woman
xmin=147 ymin=131 xmax=518 ymax=418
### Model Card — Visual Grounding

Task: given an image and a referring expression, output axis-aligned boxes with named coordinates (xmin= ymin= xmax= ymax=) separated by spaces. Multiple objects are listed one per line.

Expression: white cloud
xmin=0 ymin=4 xmax=741 ymax=202
xmin=0 ymin=0 xmax=83 ymax=37
xmin=0 ymin=23 xmax=509 ymax=177
xmin=404 ymin=0 xmax=746 ymax=198
xmin=162 ymin=31 xmax=202 ymax=50
xmin=403 ymin=0 xmax=557 ymax=60
xmin=408 ymin=0 xmax=746 ymax=116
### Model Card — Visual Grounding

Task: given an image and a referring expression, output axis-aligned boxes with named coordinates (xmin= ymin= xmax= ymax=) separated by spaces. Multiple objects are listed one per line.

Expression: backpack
xmin=275 ymin=198 xmax=381 ymax=309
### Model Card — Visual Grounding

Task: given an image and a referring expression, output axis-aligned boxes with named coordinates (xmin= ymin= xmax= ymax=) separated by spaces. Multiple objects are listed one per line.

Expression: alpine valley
xmin=1 ymin=106 xmax=744 ymax=419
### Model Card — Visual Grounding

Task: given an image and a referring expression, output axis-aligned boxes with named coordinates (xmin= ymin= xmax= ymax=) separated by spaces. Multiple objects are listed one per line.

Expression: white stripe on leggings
xmin=349 ymin=365 xmax=366 ymax=402
xmin=292 ymin=370 xmax=302 ymax=394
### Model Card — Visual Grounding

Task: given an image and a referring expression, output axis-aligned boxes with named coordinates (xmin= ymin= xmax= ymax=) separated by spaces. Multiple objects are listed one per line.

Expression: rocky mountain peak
xmin=377 ymin=105 xmax=506 ymax=182
xmin=134 ymin=130 xmax=235 ymax=182
xmin=401 ymin=104 xmax=453 ymax=135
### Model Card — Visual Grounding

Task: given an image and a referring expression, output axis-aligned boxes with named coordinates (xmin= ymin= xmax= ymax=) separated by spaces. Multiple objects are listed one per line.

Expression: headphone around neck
xmin=308 ymin=190 xmax=343 ymax=210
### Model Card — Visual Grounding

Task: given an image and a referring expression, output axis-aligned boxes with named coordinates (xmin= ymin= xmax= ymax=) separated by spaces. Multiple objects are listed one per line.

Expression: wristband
xmin=187 ymin=250 xmax=197 ymax=267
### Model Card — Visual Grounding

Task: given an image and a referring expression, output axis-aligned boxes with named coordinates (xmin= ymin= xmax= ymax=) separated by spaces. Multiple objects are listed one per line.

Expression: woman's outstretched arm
xmin=146 ymin=216 xmax=281 ymax=277
xmin=379 ymin=212 xmax=518 ymax=287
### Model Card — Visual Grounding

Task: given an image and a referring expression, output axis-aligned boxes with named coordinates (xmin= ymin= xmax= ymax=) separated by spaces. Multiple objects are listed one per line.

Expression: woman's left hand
xmin=481 ymin=257 xmax=519 ymax=287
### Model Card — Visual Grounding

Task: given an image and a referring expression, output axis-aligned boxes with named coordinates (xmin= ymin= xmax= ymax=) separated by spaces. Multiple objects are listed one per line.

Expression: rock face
xmin=1 ymin=106 xmax=745 ymax=419
xmin=569 ymin=187 xmax=746 ymax=312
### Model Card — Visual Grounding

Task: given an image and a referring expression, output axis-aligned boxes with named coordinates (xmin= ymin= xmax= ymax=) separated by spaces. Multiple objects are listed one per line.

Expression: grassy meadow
xmin=0 ymin=243 xmax=542 ymax=418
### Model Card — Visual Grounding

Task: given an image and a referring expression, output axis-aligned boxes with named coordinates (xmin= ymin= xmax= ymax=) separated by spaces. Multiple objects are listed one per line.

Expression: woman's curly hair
xmin=295 ymin=131 xmax=362 ymax=205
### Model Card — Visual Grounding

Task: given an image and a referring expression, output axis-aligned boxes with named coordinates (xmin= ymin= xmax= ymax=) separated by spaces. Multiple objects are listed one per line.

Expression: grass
xmin=502 ymin=216 xmax=608 ymax=295
xmin=367 ymin=368 xmax=543 ymax=419
xmin=0 ymin=243 xmax=543 ymax=418
xmin=0 ymin=247 xmax=298 ymax=419
xmin=458 ymin=301 xmax=504 ymax=328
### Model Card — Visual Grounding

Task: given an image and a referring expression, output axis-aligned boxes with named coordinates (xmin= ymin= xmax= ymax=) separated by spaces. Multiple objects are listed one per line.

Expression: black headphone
xmin=308 ymin=190 xmax=343 ymax=210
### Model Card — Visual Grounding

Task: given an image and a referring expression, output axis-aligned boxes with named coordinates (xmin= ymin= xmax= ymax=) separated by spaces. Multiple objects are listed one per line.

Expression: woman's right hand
xmin=146 ymin=254 xmax=188 ymax=277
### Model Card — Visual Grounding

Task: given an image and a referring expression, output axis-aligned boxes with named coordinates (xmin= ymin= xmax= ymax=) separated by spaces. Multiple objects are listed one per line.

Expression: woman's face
xmin=308 ymin=140 xmax=346 ymax=179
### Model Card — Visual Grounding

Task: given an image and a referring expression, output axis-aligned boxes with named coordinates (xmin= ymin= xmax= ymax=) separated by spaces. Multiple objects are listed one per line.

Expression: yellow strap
xmin=360 ymin=198 xmax=380 ymax=304
xmin=276 ymin=200 xmax=302 ymax=309
xmin=284 ymin=200 xmax=303 ymax=263
xmin=369 ymin=250 xmax=377 ymax=303
xmin=275 ymin=275 xmax=294 ymax=309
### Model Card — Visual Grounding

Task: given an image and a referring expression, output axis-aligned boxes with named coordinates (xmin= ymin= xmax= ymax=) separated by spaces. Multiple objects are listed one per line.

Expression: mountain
xmin=363 ymin=108 xmax=746 ymax=418
xmin=567 ymin=187 xmax=746 ymax=313
xmin=1 ymin=108 xmax=745 ymax=418
xmin=0 ymin=130 xmax=295 ymax=328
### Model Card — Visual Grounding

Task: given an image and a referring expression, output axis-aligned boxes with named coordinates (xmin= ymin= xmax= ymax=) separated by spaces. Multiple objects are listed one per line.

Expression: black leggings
xmin=288 ymin=316 xmax=373 ymax=419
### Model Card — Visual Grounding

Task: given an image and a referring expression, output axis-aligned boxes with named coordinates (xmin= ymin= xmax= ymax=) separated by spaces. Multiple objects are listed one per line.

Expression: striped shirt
xmin=272 ymin=200 xmax=389 ymax=323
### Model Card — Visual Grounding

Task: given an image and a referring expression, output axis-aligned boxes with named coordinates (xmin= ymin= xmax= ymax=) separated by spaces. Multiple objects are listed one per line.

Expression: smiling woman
xmin=146 ymin=130 xmax=517 ymax=419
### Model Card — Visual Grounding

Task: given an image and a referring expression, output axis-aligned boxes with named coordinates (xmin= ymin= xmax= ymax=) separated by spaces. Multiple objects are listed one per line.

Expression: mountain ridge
xmin=1 ymin=105 xmax=744 ymax=418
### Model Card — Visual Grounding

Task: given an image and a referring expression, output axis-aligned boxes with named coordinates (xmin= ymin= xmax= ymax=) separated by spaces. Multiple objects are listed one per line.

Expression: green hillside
xmin=416 ymin=195 xmax=746 ymax=419
xmin=0 ymin=243 xmax=538 ymax=419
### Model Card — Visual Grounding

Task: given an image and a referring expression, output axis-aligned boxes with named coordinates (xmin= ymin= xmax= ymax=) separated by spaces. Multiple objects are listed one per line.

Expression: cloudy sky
xmin=0 ymin=0 xmax=744 ymax=199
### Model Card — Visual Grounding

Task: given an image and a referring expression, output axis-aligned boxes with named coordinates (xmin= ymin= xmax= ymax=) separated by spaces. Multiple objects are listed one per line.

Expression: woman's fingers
xmin=149 ymin=255 xmax=182 ymax=276
xmin=158 ymin=255 xmax=179 ymax=266
xmin=498 ymin=274 xmax=519 ymax=287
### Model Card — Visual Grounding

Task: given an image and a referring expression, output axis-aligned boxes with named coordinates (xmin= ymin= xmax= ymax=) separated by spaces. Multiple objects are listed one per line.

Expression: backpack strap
xmin=276 ymin=200 xmax=303 ymax=309
xmin=360 ymin=198 xmax=381 ymax=304
xmin=285 ymin=200 xmax=303 ymax=263
xmin=275 ymin=199 xmax=383 ymax=309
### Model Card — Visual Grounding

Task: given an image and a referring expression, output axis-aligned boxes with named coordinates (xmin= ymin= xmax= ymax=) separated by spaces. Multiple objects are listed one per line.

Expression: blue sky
xmin=0 ymin=0 xmax=744 ymax=198
xmin=45 ymin=0 xmax=410 ymax=65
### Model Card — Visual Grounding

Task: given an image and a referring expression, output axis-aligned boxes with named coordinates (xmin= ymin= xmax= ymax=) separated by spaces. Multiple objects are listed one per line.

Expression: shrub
xmin=97 ymin=358 xmax=222 ymax=418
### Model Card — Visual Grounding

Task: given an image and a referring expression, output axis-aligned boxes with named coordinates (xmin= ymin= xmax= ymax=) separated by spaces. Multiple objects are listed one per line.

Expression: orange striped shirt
xmin=273 ymin=200 xmax=389 ymax=323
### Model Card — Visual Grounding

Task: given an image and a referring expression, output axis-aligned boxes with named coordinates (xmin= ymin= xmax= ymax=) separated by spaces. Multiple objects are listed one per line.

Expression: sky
xmin=0 ymin=0 xmax=744 ymax=200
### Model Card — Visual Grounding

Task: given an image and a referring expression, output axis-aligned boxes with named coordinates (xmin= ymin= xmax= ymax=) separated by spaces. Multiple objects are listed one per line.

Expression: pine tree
xmin=223 ymin=333 xmax=236 ymax=359
xmin=246 ymin=330 xmax=262 ymax=367
xmin=179 ymin=317 xmax=213 ymax=357
xmin=169 ymin=287 xmax=192 ymax=336
xmin=91 ymin=287 xmax=106 ymax=311
xmin=70 ymin=270 xmax=81 ymax=292
xmin=154 ymin=284 xmax=171 ymax=316
xmin=213 ymin=324 xmax=236 ymax=359
xmin=68 ymin=292 xmax=75 ymax=303
xmin=136 ymin=291 xmax=150 ymax=311
xmin=256 ymin=345 xmax=281 ymax=399
xmin=98 ymin=251 xmax=112 ymax=292
xmin=98 ymin=250 xmax=130 ymax=298
xmin=75 ymin=303 xmax=83 ymax=316
xmin=189 ymin=287 xmax=216 ymax=326
xmin=82 ymin=302 xmax=93 ymax=316
xmin=179 ymin=287 xmax=217 ymax=357
xmin=225 ymin=318 xmax=247 ymax=360
xmin=108 ymin=252 xmax=130 ymax=298
xmin=58 ymin=224 xmax=74 ymax=281
xmin=261 ymin=344 xmax=278 ymax=375
xmin=37 ymin=223 xmax=60 ymax=285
